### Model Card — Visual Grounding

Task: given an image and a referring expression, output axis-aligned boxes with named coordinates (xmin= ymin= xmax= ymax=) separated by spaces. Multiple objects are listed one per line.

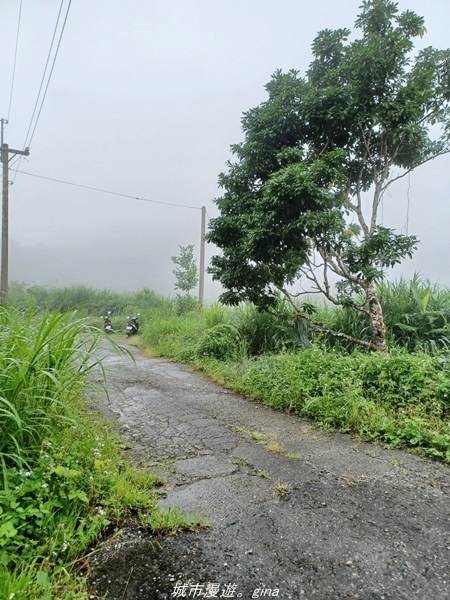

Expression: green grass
xmin=127 ymin=289 xmax=450 ymax=462
xmin=212 ymin=349 xmax=450 ymax=461
xmin=7 ymin=281 xmax=450 ymax=465
xmin=0 ymin=306 xmax=205 ymax=599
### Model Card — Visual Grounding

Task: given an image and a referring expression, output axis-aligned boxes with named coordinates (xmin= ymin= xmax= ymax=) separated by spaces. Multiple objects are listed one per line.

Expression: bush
xmin=361 ymin=351 xmax=450 ymax=414
xmin=196 ymin=324 xmax=244 ymax=361
xmin=214 ymin=348 xmax=450 ymax=460
xmin=231 ymin=301 xmax=311 ymax=356
xmin=175 ymin=295 xmax=199 ymax=316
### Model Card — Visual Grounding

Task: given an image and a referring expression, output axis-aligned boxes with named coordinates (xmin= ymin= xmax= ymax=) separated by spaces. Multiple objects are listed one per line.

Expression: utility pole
xmin=1 ymin=125 xmax=29 ymax=305
xmin=198 ymin=205 xmax=206 ymax=306
xmin=1 ymin=118 xmax=7 ymax=150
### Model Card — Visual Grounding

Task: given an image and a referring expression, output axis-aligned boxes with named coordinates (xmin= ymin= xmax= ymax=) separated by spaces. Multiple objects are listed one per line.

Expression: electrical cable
xmin=406 ymin=171 xmax=411 ymax=236
xmin=7 ymin=0 xmax=23 ymax=121
xmin=13 ymin=1 xmax=71 ymax=183
xmin=26 ymin=0 xmax=72 ymax=149
xmin=13 ymin=168 xmax=203 ymax=211
xmin=21 ymin=0 xmax=65 ymax=149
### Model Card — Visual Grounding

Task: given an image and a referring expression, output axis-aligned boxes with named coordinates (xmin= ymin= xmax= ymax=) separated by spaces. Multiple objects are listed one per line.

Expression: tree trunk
xmin=367 ymin=281 xmax=388 ymax=354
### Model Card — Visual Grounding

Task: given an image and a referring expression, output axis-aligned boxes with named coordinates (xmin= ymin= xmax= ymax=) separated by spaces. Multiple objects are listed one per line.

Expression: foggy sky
xmin=1 ymin=0 xmax=450 ymax=300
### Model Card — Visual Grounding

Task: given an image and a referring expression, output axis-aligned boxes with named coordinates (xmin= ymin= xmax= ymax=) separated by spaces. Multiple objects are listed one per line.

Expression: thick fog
xmin=1 ymin=0 xmax=450 ymax=301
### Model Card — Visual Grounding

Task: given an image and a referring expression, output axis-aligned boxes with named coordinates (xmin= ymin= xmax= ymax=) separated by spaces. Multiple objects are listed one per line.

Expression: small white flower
xmin=42 ymin=483 xmax=48 ymax=488
xmin=18 ymin=469 xmax=32 ymax=477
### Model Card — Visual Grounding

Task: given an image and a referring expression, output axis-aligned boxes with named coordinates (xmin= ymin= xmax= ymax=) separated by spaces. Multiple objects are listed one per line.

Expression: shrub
xmin=196 ymin=324 xmax=244 ymax=361
xmin=231 ymin=301 xmax=311 ymax=356
xmin=214 ymin=348 xmax=450 ymax=460
xmin=175 ymin=295 xmax=199 ymax=316
xmin=361 ymin=351 xmax=450 ymax=414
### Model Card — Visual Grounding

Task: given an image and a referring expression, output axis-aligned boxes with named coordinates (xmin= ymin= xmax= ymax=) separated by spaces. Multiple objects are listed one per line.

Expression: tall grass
xmin=9 ymin=282 xmax=170 ymax=318
xmin=0 ymin=306 xmax=103 ymax=475
xmin=314 ymin=274 xmax=450 ymax=353
xmin=378 ymin=274 xmax=450 ymax=353
xmin=0 ymin=306 xmax=203 ymax=598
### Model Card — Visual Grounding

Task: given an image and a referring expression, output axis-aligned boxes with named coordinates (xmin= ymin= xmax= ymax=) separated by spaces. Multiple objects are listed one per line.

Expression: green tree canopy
xmin=207 ymin=0 xmax=450 ymax=352
xmin=171 ymin=244 xmax=198 ymax=297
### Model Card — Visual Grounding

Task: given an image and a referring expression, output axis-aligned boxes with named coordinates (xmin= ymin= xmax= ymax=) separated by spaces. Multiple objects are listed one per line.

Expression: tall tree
xmin=171 ymin=244 xmax=198 ymax=297
xmin=207 ymin=0 xmax=450 ymax=352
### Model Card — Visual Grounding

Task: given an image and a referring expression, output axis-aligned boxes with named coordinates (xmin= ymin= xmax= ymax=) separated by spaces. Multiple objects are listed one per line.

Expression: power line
xmin=21 ymin=1 xmax=65 ymax=149
xmin=12 ymin=1 xmax=71 ymax=183
xmin=13 ymin=168 xmax=202 ymax=211
xmin=7 ymin=0 xmax=23 ymax=121
xmin=26 ymin=0 xmax=72 ymax=149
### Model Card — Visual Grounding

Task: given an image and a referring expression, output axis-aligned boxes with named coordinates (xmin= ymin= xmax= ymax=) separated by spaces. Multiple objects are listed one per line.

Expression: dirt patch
xmin=87 ymin=343 xmax=450 ymax=599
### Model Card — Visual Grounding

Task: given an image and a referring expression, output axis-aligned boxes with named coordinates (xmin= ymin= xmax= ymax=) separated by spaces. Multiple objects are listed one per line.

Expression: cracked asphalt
xmin=88 ymin=342 xmax=450 ymax=600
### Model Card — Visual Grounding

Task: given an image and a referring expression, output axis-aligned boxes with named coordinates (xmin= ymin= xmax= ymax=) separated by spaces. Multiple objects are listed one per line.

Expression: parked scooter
xmin=126 ymin=314 xmax=139 ymax=337
xmin=102 ymin=311 xmax=113 ymax=334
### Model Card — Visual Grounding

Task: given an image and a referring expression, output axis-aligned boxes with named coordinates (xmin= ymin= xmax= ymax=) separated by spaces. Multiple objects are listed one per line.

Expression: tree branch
xmin=380 ymin=147 xmax=450 ymax=195
xmin=279 ymin=287 xmax=378 ymax=351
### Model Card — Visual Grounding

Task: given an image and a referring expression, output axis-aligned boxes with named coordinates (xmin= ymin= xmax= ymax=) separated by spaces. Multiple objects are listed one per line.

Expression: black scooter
xmin=126 ymin=314 xmax=139 ymax=337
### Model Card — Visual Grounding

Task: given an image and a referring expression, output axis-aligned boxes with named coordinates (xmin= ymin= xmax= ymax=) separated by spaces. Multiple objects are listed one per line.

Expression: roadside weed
xmin=141 ymin=506 xmax=208 ymax=534
xmin=266 ymin=442 xmax=285 ymax=454
xmin=254 ymin=470 xmax=272 ymax=480
xmin=275 ymin=483 xmax=289 ymax=499
xmin=0 ymin=307 xmax=202 ymax=599
xmin=235 ymin=428 xmax=269 ymax=443
xmin=230 ymin=457 xmax=249 ymax=468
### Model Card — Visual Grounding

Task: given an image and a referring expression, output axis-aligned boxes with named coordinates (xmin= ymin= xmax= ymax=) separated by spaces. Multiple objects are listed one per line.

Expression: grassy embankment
xmin=8 ymin=278 xmax=450 ymax=466
xmin=129 ymin=277 xmax=450 ymax=463
xmin=0 ymin=305 xmax=203 ymax=600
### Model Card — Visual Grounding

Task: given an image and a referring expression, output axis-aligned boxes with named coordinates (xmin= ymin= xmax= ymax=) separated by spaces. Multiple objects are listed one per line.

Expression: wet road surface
xmin=88 ymin=343 xmax=450 ymax=600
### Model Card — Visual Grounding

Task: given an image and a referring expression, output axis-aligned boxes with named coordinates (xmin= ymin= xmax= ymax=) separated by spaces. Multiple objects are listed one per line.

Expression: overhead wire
xmin=7 ymin=0 xmax=23 ymax=121
xmin=12 ymin=168 xmax=203 ymax=211
xmin=21 ymin=0 xmax=65 ymax=149
xmin=12 ymin=1 xmax=71 ymax=181
xmin=26 ymin=0 xmax=72 ymax=149
xmin=405 ymin=171 xmax=411 ymax=236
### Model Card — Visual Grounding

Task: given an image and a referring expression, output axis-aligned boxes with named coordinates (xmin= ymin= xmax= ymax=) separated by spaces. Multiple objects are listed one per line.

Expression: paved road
xmin=88 ymin=343 xmax=450 ymax=600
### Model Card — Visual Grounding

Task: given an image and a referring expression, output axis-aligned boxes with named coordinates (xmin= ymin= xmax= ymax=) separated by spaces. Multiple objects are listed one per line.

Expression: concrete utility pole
xmin=198 ymin=205 xmax=206 ymax=306
xmin=1 ymin=128 xmax=29 ymax=305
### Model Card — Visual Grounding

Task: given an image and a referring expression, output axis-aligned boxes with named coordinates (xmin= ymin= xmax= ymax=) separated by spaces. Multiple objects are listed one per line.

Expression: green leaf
xmin=68 ymin=489 xmax=89 ymax=503
xmin=0 ymin=520 xmax=18 ymax=540
xmin=36 ymin=570 xmax=50 ymax=587
xmin=51 ymin=465 xmax=81 ymax=478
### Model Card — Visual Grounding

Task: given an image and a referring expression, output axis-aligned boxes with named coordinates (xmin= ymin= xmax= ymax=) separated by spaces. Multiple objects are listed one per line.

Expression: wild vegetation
xmin=2 ymin=274 xmax=450 ymax=596
xmin=10 ymin=277 xmax=448 ymax=462
xmin=0 ymin=304 xmax=203 ymax=599
xmin=3 ymin=5 xmax=450 ymax=595
xmin=206 ymin=0 xmax=450 ymax=353
xmin=129 ymin=278 xmax=450 ymax=462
